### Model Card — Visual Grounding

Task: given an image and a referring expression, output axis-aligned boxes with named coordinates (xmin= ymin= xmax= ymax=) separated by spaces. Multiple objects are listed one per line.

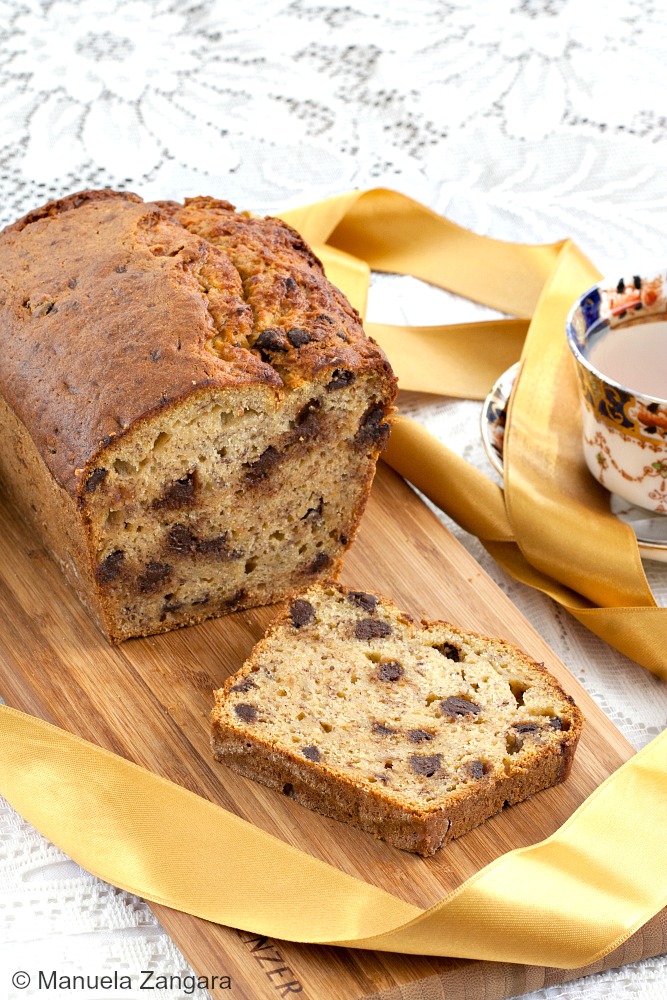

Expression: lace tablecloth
xmin=1 ymin=2 xmax=666 ymax=998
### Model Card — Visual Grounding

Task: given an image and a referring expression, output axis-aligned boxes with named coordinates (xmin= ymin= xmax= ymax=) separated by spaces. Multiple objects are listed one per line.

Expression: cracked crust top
xmin=0 ymin=189 xmax=393 ymax=497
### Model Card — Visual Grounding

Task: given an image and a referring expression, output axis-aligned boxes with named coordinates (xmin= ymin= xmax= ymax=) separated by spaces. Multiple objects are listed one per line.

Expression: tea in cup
xmin=566 ymin=271 xmax=667 ymax=513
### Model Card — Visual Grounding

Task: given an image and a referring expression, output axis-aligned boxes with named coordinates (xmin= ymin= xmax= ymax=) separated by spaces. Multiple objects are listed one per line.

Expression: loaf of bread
xmin=0 ymin=191 xmax=396 ymax=641
xmin=211 ymin=583 xmax=583 ymax=855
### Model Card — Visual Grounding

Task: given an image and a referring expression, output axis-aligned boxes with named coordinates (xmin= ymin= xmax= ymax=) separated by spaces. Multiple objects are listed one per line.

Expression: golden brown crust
xmin=0 ymin=190 xmax=395 ymax=498
xmin=211 ymin=583 xmax=584 ymax=855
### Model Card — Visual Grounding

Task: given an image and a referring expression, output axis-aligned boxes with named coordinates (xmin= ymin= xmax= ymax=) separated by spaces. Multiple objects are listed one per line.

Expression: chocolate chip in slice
xmin=513 ymin=722 xmax=539 ymax=734
xmin=137 ymin=560 xmax=171 ymax=594
xmin=167 ymin=523 xmax=197 ymax=554
xmin=326 ymin=369 xmax=356 ymax=391
xmin=548 ymin=716 xmax=563 ymax=730
xmin=434 ymin=642 xmax=460 ymax=662
xmin=466 ymin=759 xmax=485 ymax=780
xmin=224 ymin=588 xmax=245 ymax=609
xmin=372 ymin=722 xmax=397 ymax=736
xmin=287 ymin=327 xmax=312 ymax=348
xmin=348 ymin=591 xmax=378 ymax=613
xmin=308 ymin=551 xmax=331 ymax=574
xmin=84 ymin=467 xmax=108 ymax=493
xmin=409 ymin=753 xmax=442 ymax=777
xmin=353 ymin=405 xmax=390 ymax=450
xmin=231 ymin=677 xmax=257 ymax=693
xmin=355 ymin=618 xmax=392 ymax=640
xmin=408 ymin=729 xmax=434 ymax=743
xmin=295 ymin=398 xmax=321 ymax=438
xmin=198 ymin=534 xmax=241 ymax=559
xmin=301 ymin=496 xmax=324 ymax=522
xmin=97 ymin=549 xmax=124 ymax=584
xmin=378 ymin=661 xmax=404 ymax=682
xmin=243 ymin=445 xmax=281 ymax=484
xmin=234 ymin=704 xmax=257 ymax=723
xmin=441 ymin=696 xmax=480 ymax=718
xmin=153 ymin=471 xmax=197 ymax=509
xmin=302 ymin=745 xmax=321 ymax=762
xmin=290 ymin=599 xmax=315 ymax=628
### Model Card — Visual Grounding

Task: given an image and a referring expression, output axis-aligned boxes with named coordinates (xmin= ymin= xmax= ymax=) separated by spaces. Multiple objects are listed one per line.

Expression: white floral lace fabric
xmin=0 ymin=2 xmax=666 ymax=998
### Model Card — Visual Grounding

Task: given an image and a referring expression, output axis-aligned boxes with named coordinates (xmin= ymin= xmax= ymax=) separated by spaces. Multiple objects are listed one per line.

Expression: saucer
xmin=481 ymin=364 xmax=667 ymax=563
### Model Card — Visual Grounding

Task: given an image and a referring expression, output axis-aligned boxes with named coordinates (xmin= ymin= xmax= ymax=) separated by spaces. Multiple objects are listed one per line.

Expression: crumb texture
xmin=212 ymin=583 xmax=583 ymax=855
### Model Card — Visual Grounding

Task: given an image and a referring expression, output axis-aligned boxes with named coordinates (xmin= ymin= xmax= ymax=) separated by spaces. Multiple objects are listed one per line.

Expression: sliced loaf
xmin=211 ymin=583 xmax=583 ymax=855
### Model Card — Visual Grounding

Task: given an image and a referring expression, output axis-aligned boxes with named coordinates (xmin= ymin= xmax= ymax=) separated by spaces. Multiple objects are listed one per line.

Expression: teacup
xmin=566 ymin=269 xmax=667 ymax=513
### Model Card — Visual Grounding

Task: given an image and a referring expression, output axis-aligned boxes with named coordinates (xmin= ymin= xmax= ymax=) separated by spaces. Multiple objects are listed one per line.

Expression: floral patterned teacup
xmin=566 ymin=270 xmax=667 ymax=513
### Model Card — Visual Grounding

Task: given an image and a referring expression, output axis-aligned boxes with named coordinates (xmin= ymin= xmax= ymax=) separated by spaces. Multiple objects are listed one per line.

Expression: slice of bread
xmin=211 ymin=583 xmax=583 ymax=855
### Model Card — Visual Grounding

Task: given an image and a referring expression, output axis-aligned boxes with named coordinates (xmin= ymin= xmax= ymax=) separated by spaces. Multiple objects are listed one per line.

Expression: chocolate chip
xmin=97 ymin=549 xmax=124 ymax=584
xmin=302 ymin=745 xmax=320 ymax=762
xmin=339 ymin=534 xmax=349 ymax=546
xmin=290 ymin=599 xmax=315 ymax=628
xmin=513 ymin=722 xmax=539 ymax=734
xmin=408 ymin=729 xmax=434 ymax=743
xmin=355 ymin=618 xmax=392 ymax=640
xmin=348 ymin=591 xmax=378 ymax=613
xmin=150 ymin=348 xmax=160 ymax=362
xmin=548 ymin=716 xmax=563 ymax=730
xmin=441 ymin=696 xmax=481 ymax=718
xmin=84 ymin=467 xmax=108 ymax=493
xmin=353 ymin=405 xmax=390 ymax=450
xmin=409 ymin=754 xmax=442 ymax=777
xmin=198 ymin=534 xmax=241 ymax=558
xmin=301 ymin=497 xmax=324 ymax=522
xmin=243 ymin=446 xmax=280 ymax=484
xmin=115 ymin=264 xmax=128 ymax=273
xmin=287 ymin=327 xmax=312 ymax=348
xmin=308 ymin=551 xmax=331 ymax=574
xmin=255 ymin=328 xmax=287 ymax=356
xmin=168 ymin=523 xmax=240 ymax=560
xmin=234 ymin=704 xmax=257 ymax=723
xmin=434 ymin=642 xmax=460 ymax=662
xmin=616 ymin=278 xmax=625 ymax=293
xmin=294 ymin=398 xmax=321 ymax=438
xmin=467 ymin=759 xmax=485 ymax=780
xmin=167 ymin=523 xmax=196 ymax=553
xmin=223 ymin=589 xmax=244 ymax=609
xmin=137 ymin=561 xmax=171 ymax=594
xmin=284 ymin=276 xmax=298 ymax=293
xmin=326 ymin=369 xmax=356 ymax=391
xmin=372 ymin=722 xmax=396 ymax=735
xmin=231 ymin=677 xmax=257 ymax=693
xmin=153 ymin=471 xmax=197 ymax=509
xmin=67 ymin=277 xmax=78 ymax=289
xmin=378 ymin=661 xmax=403 ymax=681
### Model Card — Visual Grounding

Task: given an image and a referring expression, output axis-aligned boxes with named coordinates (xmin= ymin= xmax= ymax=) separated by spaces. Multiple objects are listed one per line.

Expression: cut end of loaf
xmin=81 ymin=374 xmax=391 ymax=641
xmin=211 ymin=583 xmax=584 ymax=855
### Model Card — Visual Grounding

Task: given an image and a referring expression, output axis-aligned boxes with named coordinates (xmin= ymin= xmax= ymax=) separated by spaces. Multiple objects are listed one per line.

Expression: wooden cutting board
xmin=0 ymin=461 xmax=662 ymax=1000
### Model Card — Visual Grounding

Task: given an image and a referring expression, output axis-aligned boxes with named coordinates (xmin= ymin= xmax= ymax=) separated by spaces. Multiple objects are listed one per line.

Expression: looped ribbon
xmin=1 ymin=189 xmax=665 ymax=970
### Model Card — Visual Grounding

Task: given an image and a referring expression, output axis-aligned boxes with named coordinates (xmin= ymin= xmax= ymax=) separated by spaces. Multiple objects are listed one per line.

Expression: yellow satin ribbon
xmin=1 ymin=189 xmax=665 ymax=971
xmin=1 ymin=705 xmax=665 ymax=968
